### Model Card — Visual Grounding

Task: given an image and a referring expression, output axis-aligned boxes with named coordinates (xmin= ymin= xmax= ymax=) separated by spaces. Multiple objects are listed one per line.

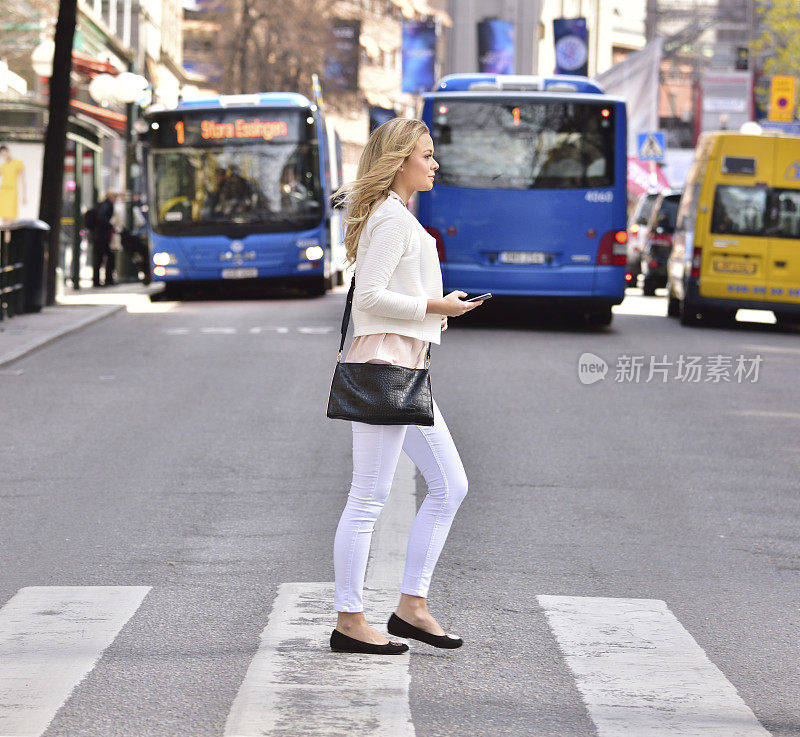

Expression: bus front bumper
xmin=152 ymin=262 xmax=324 ymax=282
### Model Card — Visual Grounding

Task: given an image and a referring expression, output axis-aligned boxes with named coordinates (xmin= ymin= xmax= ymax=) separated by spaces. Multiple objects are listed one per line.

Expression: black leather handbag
xmin=326 ymin=277 xmax=434 ymax=426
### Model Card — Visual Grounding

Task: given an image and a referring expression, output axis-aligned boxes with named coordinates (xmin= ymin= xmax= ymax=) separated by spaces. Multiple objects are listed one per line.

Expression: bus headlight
xmin=153 ymin=252 xmax=177 ymax=266
xmin=304 ymin=246 xmax=324 ymax=261
xmin=153 ymin=266 xmax=167 ymax=277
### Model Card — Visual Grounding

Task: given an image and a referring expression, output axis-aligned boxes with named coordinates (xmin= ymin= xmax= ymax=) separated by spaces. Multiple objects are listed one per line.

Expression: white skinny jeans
xmin=333 ymin=399 xmax=468 ymax=612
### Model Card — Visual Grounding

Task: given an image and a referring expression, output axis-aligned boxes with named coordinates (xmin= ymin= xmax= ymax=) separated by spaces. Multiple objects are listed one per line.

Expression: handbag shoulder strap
xmin=337 ymin=275 xmax=431 ymax=366
xmin=337 ymin=276 xmax=356 ymax=360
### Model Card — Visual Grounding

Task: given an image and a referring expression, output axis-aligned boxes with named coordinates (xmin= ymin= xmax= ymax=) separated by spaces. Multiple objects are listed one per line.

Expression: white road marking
xmin=248 ymin=326 xmax=290 ymax=334
xmin=537 ymin=596 xmax=771 ymax=737
xmin=163 ymin=326 xmax=334 ymax=335
xmin=225 ymin=454 xmax=419 ymax=737
xmin=741 ymin=343 xmax=800 ymax=355
xmin=731 ymin=410 xmax=800 ymax=420
xmin=0 ymin=586 xmax=151 ymax=737
xmin=297 ymin=326 xmax=335 ymax=334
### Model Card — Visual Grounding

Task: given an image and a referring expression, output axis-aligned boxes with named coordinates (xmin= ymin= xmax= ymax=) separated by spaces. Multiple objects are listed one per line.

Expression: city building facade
xmin=0 ymin=0 xmax=185 ymax=287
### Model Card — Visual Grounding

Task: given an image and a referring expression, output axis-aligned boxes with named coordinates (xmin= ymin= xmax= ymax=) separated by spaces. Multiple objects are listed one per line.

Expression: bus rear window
xmin=711 ymin=185 xmax=766 ymax=236
xmin=432 ymin=100 xmax=615 ymax=190
xmin=769 ymin=189 xmax=800 ymax=239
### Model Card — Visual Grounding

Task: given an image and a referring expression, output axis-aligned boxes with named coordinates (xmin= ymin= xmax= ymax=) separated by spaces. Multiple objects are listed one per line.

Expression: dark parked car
xmin=626 ymin=192 xmax=659 ymax=287
xmin=640 ymin=190 xmax=682 ymax=296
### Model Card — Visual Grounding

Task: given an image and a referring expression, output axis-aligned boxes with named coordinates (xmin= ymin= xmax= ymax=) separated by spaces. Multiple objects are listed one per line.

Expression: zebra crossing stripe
xmin=537 ymin=596 xmax=771 ymax=737
xmin=224 ymin=583 xmax=413 ymax=737
xmin=0 ymin=586 xmax=151 ymax=737
xmin=225 ymin=454 xmax=418 ymax=737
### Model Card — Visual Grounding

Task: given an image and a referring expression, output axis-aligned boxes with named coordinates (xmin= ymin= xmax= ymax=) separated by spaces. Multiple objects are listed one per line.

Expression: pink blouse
xmin=345 ymin=333 xmax=428 ymax=369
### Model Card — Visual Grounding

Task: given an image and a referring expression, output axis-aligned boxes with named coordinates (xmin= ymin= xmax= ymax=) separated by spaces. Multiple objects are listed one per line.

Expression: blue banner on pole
xmin=553 ymin=17 xmax=588 ymax=76
xmin=325 ymin=19 xmax=361 ymax=92
xmin=402 ymin=21 xmax=436 ymax=94
xmin=477 ymin=19 xmax=515 ymax=74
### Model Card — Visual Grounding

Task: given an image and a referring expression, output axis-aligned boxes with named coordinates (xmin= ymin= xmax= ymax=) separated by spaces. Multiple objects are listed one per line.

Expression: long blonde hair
xmin=340 ymin=118 xmax=430 ymax=265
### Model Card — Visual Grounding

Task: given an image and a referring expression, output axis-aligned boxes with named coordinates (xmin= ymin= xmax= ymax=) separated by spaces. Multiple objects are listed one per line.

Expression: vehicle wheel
xmin=774 ymin=311 xmax=800 ymax=328
xmin=667 ymin=294 xmax=680 ymax=317
xmin=679 ymin=299 xmax=700 ymax=326
xmin=161 ymin=283 xmax=183 ymax=300
xmin=642 ymin=276 xmax=656 ymax=296
xmin=304 ymin=276 xmax=328 ymax=297
xmin=706 ymin=309 xmax=736 ymax=327
xmin=586 ymin=305 xmax=613 ymax=326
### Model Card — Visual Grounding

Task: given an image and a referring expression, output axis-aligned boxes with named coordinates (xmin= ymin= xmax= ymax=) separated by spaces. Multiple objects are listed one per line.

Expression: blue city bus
xmin=142 ymin=93 xmax=345 ymax=296
xmin=418 ymin=74 xmax=628 ymax=324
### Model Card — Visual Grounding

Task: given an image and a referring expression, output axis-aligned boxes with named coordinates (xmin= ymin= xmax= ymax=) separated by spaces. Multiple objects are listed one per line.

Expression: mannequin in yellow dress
xmin=0 ymin=145 xmax=26 ymax=224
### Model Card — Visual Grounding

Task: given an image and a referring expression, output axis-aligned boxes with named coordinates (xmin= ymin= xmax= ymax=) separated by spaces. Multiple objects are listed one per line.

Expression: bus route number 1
xmin=175 ymin=121 xmax=185 ymax=145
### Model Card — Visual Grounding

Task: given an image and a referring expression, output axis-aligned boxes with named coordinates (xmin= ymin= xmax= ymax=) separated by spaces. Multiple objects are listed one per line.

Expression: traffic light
xmin=735 ymin=46 xmax=749 ymax=71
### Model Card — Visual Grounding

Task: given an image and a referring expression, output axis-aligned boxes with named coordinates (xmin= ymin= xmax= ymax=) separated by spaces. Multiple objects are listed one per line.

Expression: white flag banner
xmin=597 ymin=38 xmax=663 ymax=155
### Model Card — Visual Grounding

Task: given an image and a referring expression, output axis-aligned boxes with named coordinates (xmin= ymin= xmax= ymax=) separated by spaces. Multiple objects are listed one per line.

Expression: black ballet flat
xmin=387 ymin=613 xmax=464 ymax=649
xmin=329 ymin=628 xmax=409 ymax=654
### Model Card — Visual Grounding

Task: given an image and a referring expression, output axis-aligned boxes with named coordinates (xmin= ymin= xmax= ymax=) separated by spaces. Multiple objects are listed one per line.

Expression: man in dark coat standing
xmin=91 ymin=191 xmax=117 ymax=287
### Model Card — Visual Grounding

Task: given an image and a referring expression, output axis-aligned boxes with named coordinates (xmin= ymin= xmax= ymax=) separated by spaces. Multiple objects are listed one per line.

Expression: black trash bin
xmin=8 ymin=220 xmax=50 ymax=313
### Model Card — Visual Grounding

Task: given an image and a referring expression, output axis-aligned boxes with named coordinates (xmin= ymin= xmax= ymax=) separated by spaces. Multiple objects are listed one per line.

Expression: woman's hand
xmin=427 ymin=291 xmax=483 ymax=317
xmin=441 ymin=316 xmax=448 ymax=332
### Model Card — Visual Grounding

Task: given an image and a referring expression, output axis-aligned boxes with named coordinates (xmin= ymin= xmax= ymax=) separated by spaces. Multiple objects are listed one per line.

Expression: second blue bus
xmin=418 ymin=74 xmax=629 ymax=325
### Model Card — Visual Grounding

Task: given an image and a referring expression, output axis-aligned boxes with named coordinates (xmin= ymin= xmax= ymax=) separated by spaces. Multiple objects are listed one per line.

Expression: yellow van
xmin=667 ymin=130 xmax=800 ymax=326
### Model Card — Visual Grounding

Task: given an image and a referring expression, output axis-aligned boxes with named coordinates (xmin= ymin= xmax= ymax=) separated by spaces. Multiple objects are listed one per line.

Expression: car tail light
xmin=597 ymin=230 xmax=628 ymax=266
xmin=625 ymin=272 xmax=633 ymax=282
xmin=691 ymin=247 xmax=702 ymax=278
xmin=425 ymin=227 xmax=446 ymax=262
xmin=649 ymin=259 xmax=658 ymax=268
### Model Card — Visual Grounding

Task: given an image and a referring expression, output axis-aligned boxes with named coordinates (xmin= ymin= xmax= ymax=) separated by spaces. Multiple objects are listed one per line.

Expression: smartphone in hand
xmin=464 ymin=293 xmax=492 ymax=302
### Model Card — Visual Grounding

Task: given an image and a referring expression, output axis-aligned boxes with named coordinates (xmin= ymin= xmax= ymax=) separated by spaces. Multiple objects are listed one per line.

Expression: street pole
xmin=117 ymin=99 xmax=135 ymax=282
xmin=38 ymin=0 xmax=78 ymax=305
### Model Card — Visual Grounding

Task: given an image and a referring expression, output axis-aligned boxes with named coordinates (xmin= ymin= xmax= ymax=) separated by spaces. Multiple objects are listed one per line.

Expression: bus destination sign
xmin=150 ymin=110 xmax=305 ymax=148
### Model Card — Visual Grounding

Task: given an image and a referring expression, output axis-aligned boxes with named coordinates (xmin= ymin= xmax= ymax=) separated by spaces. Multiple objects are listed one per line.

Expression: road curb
xmin=0 ymin=303 xmax=124 ymax=367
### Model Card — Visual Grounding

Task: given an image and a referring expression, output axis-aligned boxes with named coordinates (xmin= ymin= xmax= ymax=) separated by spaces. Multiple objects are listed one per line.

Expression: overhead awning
xmin=359 ymin=34 xmax=382 ymax=61
xmin=70 ymin=99 xmax=127 ymax=133
xmin=71 ymin=51 xmax=120 ymax=77
xmin=627 ymin=157 xmax=670 ymax=198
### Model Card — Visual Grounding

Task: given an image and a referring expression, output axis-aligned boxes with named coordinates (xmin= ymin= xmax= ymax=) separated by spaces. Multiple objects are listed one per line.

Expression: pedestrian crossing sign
xmin=637 ymin=132 xmax=665 ymax=161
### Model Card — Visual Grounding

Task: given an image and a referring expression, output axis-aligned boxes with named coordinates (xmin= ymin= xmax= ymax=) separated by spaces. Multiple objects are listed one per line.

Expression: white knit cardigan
xmin=352 ymin=192 xmax=444 ymax=344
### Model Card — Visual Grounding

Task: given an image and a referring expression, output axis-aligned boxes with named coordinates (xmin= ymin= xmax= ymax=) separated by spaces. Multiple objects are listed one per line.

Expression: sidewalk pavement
xmin=0 ymin=281 xmax=165 ymax=368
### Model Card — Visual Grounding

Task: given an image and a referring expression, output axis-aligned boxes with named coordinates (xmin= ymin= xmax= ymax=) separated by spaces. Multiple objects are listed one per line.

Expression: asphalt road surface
xmin=1 ymin=285 xmax=798 ymax=737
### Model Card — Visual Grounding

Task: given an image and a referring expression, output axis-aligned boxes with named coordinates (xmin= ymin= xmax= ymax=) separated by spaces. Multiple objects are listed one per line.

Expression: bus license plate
xmin=499 ymin=251 xmax=547 ymax=264
xmin=222 ymin=268 xmax=258 ymax=279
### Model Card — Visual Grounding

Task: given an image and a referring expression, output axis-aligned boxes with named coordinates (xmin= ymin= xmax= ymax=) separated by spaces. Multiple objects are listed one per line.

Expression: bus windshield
xmin=148 ymin=110 xmax=322 ymax=235
xmin=432 ymin=100 xmax=615 ymax=190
